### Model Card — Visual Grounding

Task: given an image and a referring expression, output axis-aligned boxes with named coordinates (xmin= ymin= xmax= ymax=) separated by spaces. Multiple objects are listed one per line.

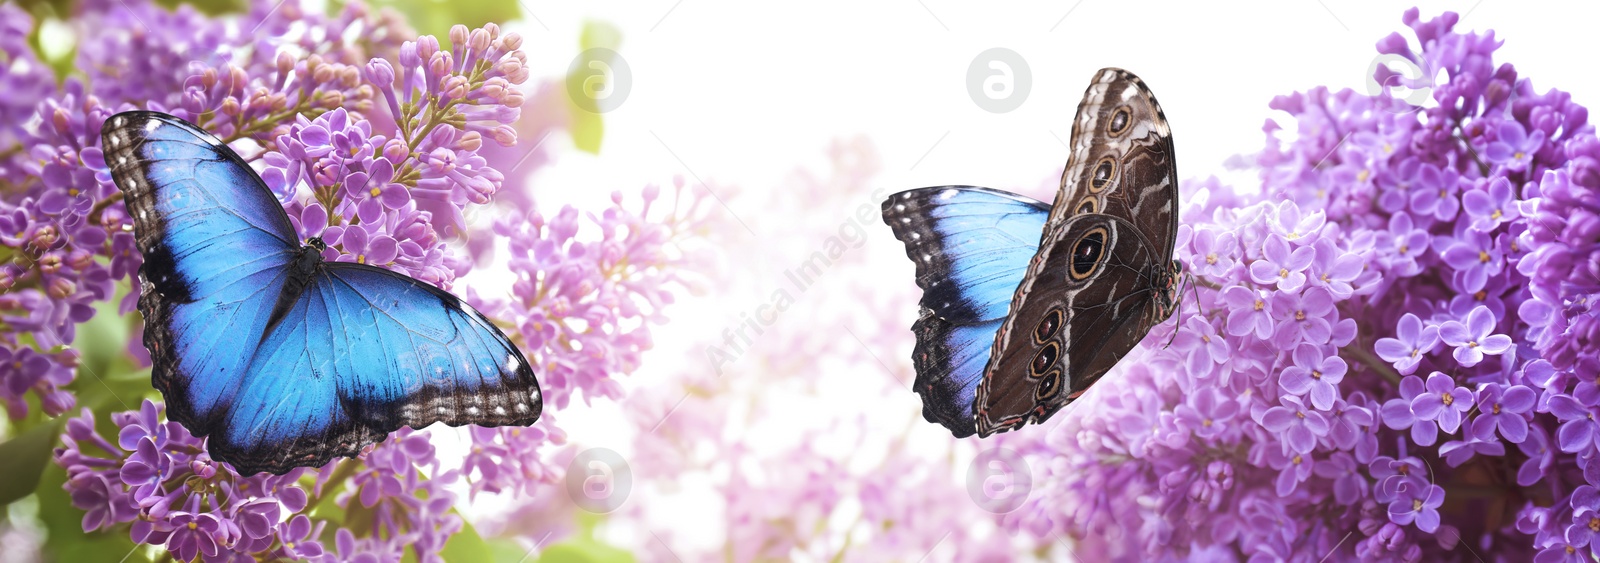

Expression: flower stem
xmin=1341 ymin=343 xmax=1402 ymax=386
xmin=304 ymin=458 xmax=360 ymax=515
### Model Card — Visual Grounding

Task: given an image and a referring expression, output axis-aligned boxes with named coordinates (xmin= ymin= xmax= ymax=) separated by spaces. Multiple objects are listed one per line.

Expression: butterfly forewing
xmin=1050 ymin=68 xmax=1179 ymax=254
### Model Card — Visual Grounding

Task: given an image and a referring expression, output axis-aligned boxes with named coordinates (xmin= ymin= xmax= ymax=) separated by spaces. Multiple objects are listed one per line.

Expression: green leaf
xmin=536 ymin=540 xmax=634 ymax=563
xmin=579 ymin=21 xmax=622 ymax=52
xmin=536 ymin=512 xmax=633 ymax=563
xmin=0 ymin=420 xmax=62 ymax=506
xmin=154 ymin=0 xmax=246 ymax=16
xmin=565 ymin=21 xmax=623 ymax=154
xmin=568 ymin=107 xmax=605 ymax=154
xmin=65 ymin=282 xmax=158 ymax=411
xmin=487 ymin=538 xmax=533 ymax=563
xmin=441 ymin=518 xmax=495 ymax=563
xmin=366 ymin=0 xmax=522 ymax=44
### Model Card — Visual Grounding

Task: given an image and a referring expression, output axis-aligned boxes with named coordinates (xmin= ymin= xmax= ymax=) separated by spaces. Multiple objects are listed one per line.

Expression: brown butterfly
xmin=882 ymin=68 xmax=1182 ymax=437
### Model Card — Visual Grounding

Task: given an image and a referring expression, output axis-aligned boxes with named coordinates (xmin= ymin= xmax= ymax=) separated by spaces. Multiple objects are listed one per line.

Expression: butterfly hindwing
xmin=102 ymin=111 xmax=542 ymax=475
xmin=215 ymin=263 xmax=541 ymax=473
xmin=881 ymin=186 xmax=1050 ymax=436
xmin=975 ymin=213 xmax=1166 ymax=435
xmin=881 ymin=186 xmax=1050 ymax=323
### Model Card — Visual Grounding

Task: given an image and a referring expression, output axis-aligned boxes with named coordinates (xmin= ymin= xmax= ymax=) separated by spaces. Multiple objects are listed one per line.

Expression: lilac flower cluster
xmin=55 ymin=401 xmax=323 ymax=560
xmin=0 ymin=0 xmax=412 ymax=422
xmin=1004 ymin=9 xmax=1600 ymax=561
xmin=471 ymin=182 xmax=714 ymax=410
xmin=1 ymin=0 xmax=707 ymax=560
xmin=566 ymin=139 xmax=1033 ymax=560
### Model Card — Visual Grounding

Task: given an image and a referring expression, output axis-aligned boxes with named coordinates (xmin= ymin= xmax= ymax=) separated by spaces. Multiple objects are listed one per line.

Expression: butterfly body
xmin=883 ymin=68 xmax=1180 ymax=438
xmin=104 ymin=111 xmax=542 ymax=474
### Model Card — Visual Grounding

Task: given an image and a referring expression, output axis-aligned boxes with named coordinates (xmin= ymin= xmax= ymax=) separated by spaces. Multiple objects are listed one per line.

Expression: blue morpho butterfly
xmin=882 ymin=68 xmax=1183 ymax=438
xmin=101 ymin=111 xmax=542 ymax=475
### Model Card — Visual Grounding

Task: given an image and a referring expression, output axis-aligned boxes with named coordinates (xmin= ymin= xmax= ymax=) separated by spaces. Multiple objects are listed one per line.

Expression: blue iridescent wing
xmin=102 ymin=111 xmax=300 ymax=439
xmin=102 ymin=111 xmax=541 ymax=475
xmin=881 ymin=186 xmax=1049 ymax=322
xmin=216 ymin=264 xmax=540 ymax=473
xmin=880 ymin=186 xmax=1049 ymax=437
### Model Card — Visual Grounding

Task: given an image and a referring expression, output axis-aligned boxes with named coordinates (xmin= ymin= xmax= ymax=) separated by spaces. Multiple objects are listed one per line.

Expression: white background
xmin=517 ymin=0 xmax=1600 ymax=211
xmin=479 ymin=0 xmax=1600 ymax=554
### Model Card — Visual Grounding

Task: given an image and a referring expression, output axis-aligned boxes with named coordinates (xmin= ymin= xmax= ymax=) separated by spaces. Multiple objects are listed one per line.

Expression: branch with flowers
xmin=0 ymin=0 xmax=708 ymax=561
xmin=996 ymin=8 xmax=1600 ymax=562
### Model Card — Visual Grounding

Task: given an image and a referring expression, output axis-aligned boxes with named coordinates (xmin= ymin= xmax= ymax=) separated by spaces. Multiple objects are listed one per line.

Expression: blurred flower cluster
xmin=475 ymin=138 xmax=1047 ymax=561
xmin=0 ymin=0 xmax=709 ymax=560
xmin=1001 ymin=8 xmax=1600 ymax=562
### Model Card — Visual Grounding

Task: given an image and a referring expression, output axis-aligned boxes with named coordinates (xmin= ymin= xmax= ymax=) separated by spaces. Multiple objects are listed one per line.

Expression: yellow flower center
xmin=1490 ymin=209 xmax=1502 ymax=220
xmin=1358 ymin=169 xmax=1371 ymax=183
xmin=1312 ymin=370 xmax=1322 ymax=380
xmin=69 ymin=188 xmax=79 ymax=197
xmin=356 ymin=254 xmax=366 ymax=264
xmin=1206 ymin=253 xmax=1217 ymax=265
xmin=1253 ymin=300 xmax=1264 ymax=311
xmin=1478 ymin=251 xmax=1491 ymax=263
xmin=1493 ymin=404 xmax=1501 ymax=415
xmin=1398 ymin=244 xmax=1409 ymax=254
xmin=1287 ymin=232 xmax=1301 ymax=241
xmin=1295 ymin=310 xmax=1306 ymax=321
xmin=1279 ymin=267 xmax=1290 ymax=277
xmin=1590 ymin=517 xmax=1600 ymax=533
xmin=1295 ymin=411 xmax=1306 ymax=419
xmin=1412 ymin=499 xmax=1424 ymax=511
xmin=1442 ymin=393 xmax=1454 ymax=406
xmin=1467 ymin=340 xmax=1479 ymax=348
xmin=1203 ymin=419 xmax=1213 ymax=427
xmin=1292 ymin=454 xmax=1304 ymax=465
xmin=1475 ymin=290 xmax=1487 ymax=301
xmin=1514 ymin=151 xmax=1525 ymax=160
xmin=370 ymin=187 xmax=382 ymax=197
xmin=187 ymin=522 xmax=198 ymax=530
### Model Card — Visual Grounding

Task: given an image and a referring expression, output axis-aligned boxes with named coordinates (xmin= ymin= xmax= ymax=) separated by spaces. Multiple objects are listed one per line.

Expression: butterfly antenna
xmin=1188 ymin=270 xmax=1207 ymax=318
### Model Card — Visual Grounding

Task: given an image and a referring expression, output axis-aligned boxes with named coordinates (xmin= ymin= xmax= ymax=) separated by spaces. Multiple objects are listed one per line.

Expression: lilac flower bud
xmin=441 ymin=75 xmax=469 ymax=102
xmin=449 ymin=24 xmax=469 ymax=49
xmin=398 ymin=41 xmax=420 ymax=68
xmin=45 ymin=276 xmax=75 ymax=299
xmin=429 ymin=51 xmax=452 ymax=80
xmin=312 ymin=62 xmax=334 ymax=85
xmin=469 ymin=27 xmax=491 ymax=53
xmin=455 ymin=131 xmax=482 ymax=151
xmin=40 ymin=388 xmax=74 ymax=415
xmin=418 ymin=34 xmax=441 ymax=64
xmin=37 ymin=252 xmax=63 ymax=274
xmin=498 ymin=32 xmax=523 ymax=52
xmin=275 ymin=50 xmax=294 ymax=76
xmin=363 ymin=58 xmax=395 ymax=87
xmin=383 ymin=138 xmax=408 ymax=163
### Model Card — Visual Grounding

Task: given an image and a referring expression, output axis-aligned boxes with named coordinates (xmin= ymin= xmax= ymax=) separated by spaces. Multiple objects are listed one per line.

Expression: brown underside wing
xmin=973 ymin=68 xmax=1181 ymax=436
